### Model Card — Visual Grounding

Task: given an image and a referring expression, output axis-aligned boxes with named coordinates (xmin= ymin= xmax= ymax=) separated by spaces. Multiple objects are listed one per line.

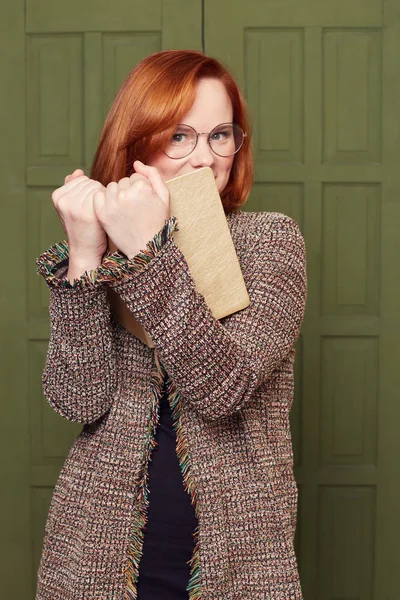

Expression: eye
xmin=210 ymin=129 xmax=231 ymax=142
xmin=172 ymin=133 xmax=187 ymax=144
xmin=170 ymin=126 xmax=195 ymax=145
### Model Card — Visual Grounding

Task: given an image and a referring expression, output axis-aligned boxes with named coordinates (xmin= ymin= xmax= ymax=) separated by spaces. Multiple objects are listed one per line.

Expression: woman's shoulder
xmin=226 ymin=210 xmax=306 ymax=283
xmin=226 ymin=210 xmax=302 ymax=246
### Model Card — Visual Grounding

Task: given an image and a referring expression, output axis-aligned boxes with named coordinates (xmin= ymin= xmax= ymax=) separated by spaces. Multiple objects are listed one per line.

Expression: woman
xmin=36 ymin=50 xmax=307 ymax=599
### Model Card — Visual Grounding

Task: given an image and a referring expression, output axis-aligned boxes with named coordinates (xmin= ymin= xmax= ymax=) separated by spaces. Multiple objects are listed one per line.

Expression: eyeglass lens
xmin=164 ymin=123 xmax=245 ymax=159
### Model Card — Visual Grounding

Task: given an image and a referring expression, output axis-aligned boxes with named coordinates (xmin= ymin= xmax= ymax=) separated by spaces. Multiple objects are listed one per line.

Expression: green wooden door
xmin=3 ymin=0 xmax=400 ymax=598
xmin=0 ymin=2 xmax=202 ymax=598
xmin=205 ymin=0 xmax=400 ymax=599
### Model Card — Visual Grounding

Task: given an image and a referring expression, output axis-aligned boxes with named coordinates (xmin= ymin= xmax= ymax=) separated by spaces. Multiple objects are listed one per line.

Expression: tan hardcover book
xmin=106 ymin=166 xmax=250 ymax=347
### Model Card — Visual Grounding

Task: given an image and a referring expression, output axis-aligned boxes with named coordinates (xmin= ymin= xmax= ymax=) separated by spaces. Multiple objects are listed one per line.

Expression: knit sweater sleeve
xmin=102 ymin=212 xmax=307 ymax=421
xmin=35 ymin=218 xmax=178 ymax=424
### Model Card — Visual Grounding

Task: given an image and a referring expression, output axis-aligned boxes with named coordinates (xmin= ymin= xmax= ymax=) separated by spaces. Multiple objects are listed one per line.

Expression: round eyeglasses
xmin=163 ymin=122 xmax=247 ymax=159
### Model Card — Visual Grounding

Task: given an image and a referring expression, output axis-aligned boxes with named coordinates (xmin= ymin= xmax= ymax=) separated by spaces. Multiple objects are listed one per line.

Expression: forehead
xmin=181 ymin=78 xmax=233 ymax=129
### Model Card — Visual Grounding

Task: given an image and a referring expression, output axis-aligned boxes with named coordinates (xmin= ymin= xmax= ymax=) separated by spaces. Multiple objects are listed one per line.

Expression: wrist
xmin=118 ymin=239 xmax=148 ymax=260
xmin=67 ymin=254 xmax=102 ymax=282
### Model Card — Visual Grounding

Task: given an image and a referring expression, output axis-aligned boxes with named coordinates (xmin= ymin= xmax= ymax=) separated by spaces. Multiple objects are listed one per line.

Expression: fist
xmin=93 ymin=161 xmax=170 ymax=258
xmin=52 ymin=169 xmax=107 ymax=263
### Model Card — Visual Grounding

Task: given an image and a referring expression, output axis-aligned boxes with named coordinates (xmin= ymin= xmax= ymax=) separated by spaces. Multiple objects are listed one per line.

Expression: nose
xmin=189 ymin=134 xmax=215 ymax=168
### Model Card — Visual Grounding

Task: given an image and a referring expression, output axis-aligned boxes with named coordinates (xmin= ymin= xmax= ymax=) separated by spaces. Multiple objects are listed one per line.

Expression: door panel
xmin=0 ymin=2 xmax=202 ymax=598
xmin=2 ymin=1 xmax=400 ymax=598
xmin=205 ymin=1 xmax=400 ymax=598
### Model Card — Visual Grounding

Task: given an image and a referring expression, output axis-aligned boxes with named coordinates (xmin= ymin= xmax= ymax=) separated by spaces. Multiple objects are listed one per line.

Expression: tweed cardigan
xmin=35 ymin=209 xmax=307 ymax=600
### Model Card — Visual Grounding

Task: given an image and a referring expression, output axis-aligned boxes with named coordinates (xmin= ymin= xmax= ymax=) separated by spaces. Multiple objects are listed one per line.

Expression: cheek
xmin=217 ymin=159 xmax=234 ymax=185
xmin=147 ymin=153 xmax=186 ymax=182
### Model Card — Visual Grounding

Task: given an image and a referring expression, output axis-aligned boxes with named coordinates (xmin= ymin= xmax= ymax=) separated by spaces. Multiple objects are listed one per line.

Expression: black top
xmin=137 ymin=386 xmax=198 ymax=599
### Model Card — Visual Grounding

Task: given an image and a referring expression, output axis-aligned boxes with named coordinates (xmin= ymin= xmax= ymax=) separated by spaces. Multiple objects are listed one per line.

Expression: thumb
xmin=133 ymin=160 xmax=170 ymax=207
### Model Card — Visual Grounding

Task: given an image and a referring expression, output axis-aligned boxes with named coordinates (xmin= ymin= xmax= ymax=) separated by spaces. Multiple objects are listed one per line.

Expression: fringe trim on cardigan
xmin=166 ymin=375 xmax=202 ymax=600
xmin=123 ymin=356 xmax=202 ymax=598
xmin=123 ymin=352 xmax=165 ymax=600
xmin=36 ymin=217 xmax=179 ymax=290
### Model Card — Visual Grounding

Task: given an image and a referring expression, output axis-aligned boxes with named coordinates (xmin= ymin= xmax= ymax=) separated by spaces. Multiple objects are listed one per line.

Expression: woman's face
xmin=147 ymin=78 xmax=235 ymax=194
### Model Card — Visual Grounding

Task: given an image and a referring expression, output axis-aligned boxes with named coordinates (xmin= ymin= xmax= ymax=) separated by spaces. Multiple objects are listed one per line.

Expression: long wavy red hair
xmin=90 ymin=50 xmax=253 ymax=212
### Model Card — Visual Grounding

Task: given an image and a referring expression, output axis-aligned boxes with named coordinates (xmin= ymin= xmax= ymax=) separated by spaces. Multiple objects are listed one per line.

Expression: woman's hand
xmin=52 ymin=169 xmax=108 ymax=280
xmin=92 ymin=161 xmax=170 ymax=259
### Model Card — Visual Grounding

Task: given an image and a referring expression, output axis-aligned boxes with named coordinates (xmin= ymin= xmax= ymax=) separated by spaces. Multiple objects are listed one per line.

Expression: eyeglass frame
xmin=163 ymin=122 xmax=248 ymax=159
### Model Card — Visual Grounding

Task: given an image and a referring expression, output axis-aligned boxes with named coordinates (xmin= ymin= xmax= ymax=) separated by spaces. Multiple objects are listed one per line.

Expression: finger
xmin=53 ymin=175 xmax=89 ymax=202
xmin=127 ymin=173 xmax=152 ymax=202
xmin=133 ymin=160 xmax=149 ymax=177
xmin=92 ymin=189 xmax=106 ymax=220
xmin=105 ymin=181 xmax=119 ymax=210
xmin=106 ymin=181 xmax=119 ymax=196
xmin=117 ymin=177 xmax=131 ymax=191
xmin=64 ymin=169 xmax=85 ymax=185
xmin=67 ymin=179 xmax=104 ymax=204
xmin=133 ymin=161 xmax=169 ymax=206
xmin=129 ymin=172 xmax=149 ymax=185
xmin=57 ymin=180 xmax=99 ymax=212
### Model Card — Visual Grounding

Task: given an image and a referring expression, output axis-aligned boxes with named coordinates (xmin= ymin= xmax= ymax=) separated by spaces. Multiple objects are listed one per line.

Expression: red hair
xmin=90 ymin=50 xmax=253 ymax=212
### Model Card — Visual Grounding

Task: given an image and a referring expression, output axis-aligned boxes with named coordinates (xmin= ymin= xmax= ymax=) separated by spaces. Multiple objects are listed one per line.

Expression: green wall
xmin=1 ymin=0 xmax=400 ymax=598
